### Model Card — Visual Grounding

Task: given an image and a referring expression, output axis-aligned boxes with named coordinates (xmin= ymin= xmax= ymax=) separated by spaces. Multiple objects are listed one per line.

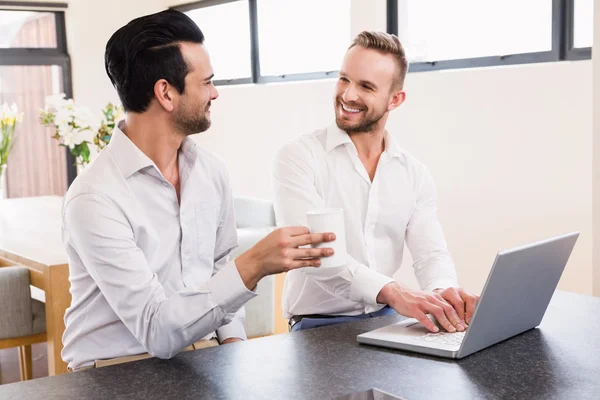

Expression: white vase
xmin=0 ymin=164 xmax=7 ymax=200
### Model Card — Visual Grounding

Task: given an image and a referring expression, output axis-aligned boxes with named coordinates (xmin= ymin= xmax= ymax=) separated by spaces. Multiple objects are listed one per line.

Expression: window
xmin=0 ymin=10 xmax=57 ymax=48
xmin=178 ymin=1 xmax=592 ymax=82
xmin=181 ymin=0 xmax=253 ymax=83
xmin=175 ymin=0 xmax=351 ymax=84
xmin=387 ymin=0 xmax=591 ymax=71
xmin=388 ymin=0 xmax=555 ymax=70
xmin=394 ymin=0 xmax=552 ymax=63
xmin=573 ymin=0 xmax=593 ymax=49
xmin=0 ymin=4 xmax=75 ymax=198
xmin=256 ymin=0 xmax=351 ymax=79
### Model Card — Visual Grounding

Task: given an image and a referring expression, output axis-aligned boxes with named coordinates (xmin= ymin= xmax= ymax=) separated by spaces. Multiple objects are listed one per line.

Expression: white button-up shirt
xmin=273 ymin=124 xmax=458 ymax=318
xmin=61 ymin=125 xmax=256 ymax=370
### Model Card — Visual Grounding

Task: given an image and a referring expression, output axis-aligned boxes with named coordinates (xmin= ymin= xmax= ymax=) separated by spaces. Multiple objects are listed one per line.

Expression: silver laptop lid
xmin=457 ymin=232 xmax=579 ymax=358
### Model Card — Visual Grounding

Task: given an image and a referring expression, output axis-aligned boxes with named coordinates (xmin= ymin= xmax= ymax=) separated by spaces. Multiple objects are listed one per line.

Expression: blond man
xmin=273 ymin=32 xmax=479 ymax=333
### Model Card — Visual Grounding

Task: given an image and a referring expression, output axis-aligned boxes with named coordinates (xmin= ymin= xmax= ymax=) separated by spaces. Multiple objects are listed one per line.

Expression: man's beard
xmin=335 ymin=99 xmax=386 ymax=134
xmin=174 ymin=101 xmax=211 ymax=136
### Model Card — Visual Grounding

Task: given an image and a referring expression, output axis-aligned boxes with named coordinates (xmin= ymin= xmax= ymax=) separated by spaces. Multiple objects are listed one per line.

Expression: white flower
xmin=1 ymin=103 xmax=10 ymax=118
xmin=113 ymin=108 xmax=124 ymax=122
xmin=54 ymin=108 xmax=72 ymax=132
xmin=60 ymin=126 xmax=85 ymax=149
xmin=73 ymin=106 xmax=97 ymax=130
xmin=45 ymin=93 xmax=67 ymax=111
xmin=1 ymin=102 xmax=23 ymax=125
xmin=64 ymin=99 xmax=75 ymax=112
xmin=61 ymin=135 xmax=76 ymax=149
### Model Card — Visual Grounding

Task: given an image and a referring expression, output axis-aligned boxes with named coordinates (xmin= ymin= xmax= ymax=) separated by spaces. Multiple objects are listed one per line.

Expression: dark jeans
xmin=290 ymin=306 xmax=397 ymax=332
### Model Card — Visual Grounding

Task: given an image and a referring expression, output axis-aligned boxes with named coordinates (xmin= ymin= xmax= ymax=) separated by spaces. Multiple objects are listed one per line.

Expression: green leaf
xmin=71 ymin=142 xmax=91 ymax=164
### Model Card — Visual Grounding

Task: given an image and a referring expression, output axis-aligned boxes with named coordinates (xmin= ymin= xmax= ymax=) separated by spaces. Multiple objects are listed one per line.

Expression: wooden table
xmin=0 ymin=196 xmax=70 ymax=376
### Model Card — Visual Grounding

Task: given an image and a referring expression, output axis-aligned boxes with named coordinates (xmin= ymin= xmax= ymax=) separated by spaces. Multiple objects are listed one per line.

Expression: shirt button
xmin=162 ymin=181 xmax=169 ymax=187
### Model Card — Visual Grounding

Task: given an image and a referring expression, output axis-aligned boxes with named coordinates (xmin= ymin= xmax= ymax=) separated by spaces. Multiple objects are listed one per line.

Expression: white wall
xmin=198 ymin=61 xmax=593 ymax=295
xmin=65 ymin=0 xmax=165 ymax=115
xmin=593 ymin=0 xmax=600 ymax=296
xmin=54 ymin=0 xmax=594 ymax=296
xmin=394 ymin=62 xmax=592 ymax=294
xmin=185 ymin=0 xmax=594 ymax=296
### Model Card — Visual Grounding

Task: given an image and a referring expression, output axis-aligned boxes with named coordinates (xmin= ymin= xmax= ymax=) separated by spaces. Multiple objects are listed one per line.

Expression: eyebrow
xmin=359 ymin=80 xmax=377 ymax=89
xmin=339 ymin=71 xmax=378 ymax=89
xmin=203 ymin=74 xmax=214 ymax=82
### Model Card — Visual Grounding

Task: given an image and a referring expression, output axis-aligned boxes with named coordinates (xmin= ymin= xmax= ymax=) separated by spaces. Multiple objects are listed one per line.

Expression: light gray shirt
xmin=61 ymin=124 xmax=255 ymax=370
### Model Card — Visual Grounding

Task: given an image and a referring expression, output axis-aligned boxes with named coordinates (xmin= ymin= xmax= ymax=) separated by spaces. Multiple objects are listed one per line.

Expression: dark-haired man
xmin=61 ymin=10 xmax=335 ymax=371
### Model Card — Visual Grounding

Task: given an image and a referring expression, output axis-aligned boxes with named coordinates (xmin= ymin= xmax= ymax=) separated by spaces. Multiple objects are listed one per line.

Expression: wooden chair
xmin=0 ymin=264 xmax=47 ymax=381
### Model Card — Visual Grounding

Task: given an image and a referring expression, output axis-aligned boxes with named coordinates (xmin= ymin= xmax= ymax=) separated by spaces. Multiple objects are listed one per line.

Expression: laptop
xmin=357 ymin=232 xmax=579 ymax=359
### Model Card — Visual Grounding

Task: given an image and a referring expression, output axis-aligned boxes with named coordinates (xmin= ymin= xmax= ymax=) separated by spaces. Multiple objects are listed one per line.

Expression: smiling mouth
xmin=339 ymin=101 xmax=365 ymax=115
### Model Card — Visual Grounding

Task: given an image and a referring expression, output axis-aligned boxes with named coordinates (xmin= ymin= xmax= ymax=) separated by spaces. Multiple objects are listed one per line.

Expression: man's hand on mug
xmin=235 ymin=226 xmax=336 ymax=290
xmin=376 ymin=282 xmax=468 ymax=333
xmin=432 ymin=287 xmax=480 ymax=325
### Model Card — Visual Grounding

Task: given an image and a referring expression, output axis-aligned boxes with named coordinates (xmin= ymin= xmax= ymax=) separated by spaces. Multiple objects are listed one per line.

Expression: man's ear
xmin=154 ymin=79 xmax=175 ymax=112
xmin=388 ymin=90 xmax=406 ymax=111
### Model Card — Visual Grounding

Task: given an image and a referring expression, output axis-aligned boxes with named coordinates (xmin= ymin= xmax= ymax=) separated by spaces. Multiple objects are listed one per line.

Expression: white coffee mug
xmin=305 ymin=208 xmax=347 ymax=268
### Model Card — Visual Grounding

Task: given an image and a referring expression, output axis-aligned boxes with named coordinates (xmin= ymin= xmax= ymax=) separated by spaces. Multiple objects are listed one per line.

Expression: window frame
xmin=386 ymin=0 xmax=591 ymax=72
xmin=0 ymin=2 xmax=77 ymax=185
xmin=177 ymin=0 xmax=593 ymax=83
xmin=173 ymin=0 xmax=345 ymax=85
xmin=174 ymin=0 xmax=255 ymax=86
xmin=565 ymin=0 xmax=592 ymax=60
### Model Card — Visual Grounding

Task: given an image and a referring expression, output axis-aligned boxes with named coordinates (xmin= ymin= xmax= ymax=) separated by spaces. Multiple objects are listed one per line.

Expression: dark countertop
xmin=1 ymin=291 xmax=599 ymax=400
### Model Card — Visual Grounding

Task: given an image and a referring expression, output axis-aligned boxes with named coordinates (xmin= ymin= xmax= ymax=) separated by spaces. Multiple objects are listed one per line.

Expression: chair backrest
xmin=234 ymin=196 xmax=276 ymax=229
xmin=0 ymin=266 xmax=34 ymax=340
xmin=232 ymin=197 xmax=276 ymax=338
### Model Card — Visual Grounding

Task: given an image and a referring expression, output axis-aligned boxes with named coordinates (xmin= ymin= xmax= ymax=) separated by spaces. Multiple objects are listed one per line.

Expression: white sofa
xmin=232 ymin=197 xmax=276 ymax=338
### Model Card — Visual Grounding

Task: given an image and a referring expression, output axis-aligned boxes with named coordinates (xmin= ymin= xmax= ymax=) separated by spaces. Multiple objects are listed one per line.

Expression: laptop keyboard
xmin=419 ymin=331 xmax=466 ymax=346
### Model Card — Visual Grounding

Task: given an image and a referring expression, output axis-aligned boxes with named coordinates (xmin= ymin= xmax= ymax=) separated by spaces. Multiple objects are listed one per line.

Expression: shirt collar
xmin=383 ymin=131 xmax=405 ymax=159
xmin=107 ymin=121 xmax=198 ymax=179
xmin=325 ymin=123 xmax=353 ymax=153
xmin=325 ymin=122 xmax=405 ymax=159
xmin=179 ymin=133 xmax=199 ymax=170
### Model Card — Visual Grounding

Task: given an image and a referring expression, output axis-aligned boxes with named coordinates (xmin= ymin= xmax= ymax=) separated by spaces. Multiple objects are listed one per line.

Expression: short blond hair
xmin=349 ymin=31 xmax=408 ymax=90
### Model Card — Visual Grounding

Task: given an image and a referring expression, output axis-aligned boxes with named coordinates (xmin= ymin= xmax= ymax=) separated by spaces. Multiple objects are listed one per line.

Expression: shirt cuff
xmin=423 ymin=279 xmax=459 ymax=293
xmin=350 ymin=266 xmax=395 ymax=306
xmin=216 ymin=318 xmax=248 ymax=342
xmin=208 ymin=260 xmax=257 ymax=315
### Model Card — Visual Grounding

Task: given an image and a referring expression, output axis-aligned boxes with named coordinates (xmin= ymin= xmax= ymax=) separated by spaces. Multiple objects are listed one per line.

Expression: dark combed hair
xmin=104 ymin=10 xmax=204 ymax=113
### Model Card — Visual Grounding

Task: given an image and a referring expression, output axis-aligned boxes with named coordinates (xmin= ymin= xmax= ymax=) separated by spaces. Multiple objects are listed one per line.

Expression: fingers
xmin=289 ymin=232 xmax=336 ymax=247
xmin=412 ymin=309 xmax=439 ymax=333
xmin=287 ymin=258 xmax=322 ymax=270
xmin=291 ymin=247 xmax=335 ymax=259
xmin=463 ymin=292 xmax=479 ymax=324
xmin=439 ymin=298 xmax=466 ymax=331
xmin=280 ymin=226 xmax=310 ymax=237
xmin=440 ymin=290 xmax=466 ymax=323
xmin=423 ymin=303 xmax=457 ymax=333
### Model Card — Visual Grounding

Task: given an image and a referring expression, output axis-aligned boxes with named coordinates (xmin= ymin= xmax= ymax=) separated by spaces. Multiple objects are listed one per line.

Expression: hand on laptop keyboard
xmin=376 ymin=282 xmax=469 ymax=334
xmin=427 ymin=314 xmax=468 ymax=333
xmin=427 ymin=314 xmax=451 ymax=332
